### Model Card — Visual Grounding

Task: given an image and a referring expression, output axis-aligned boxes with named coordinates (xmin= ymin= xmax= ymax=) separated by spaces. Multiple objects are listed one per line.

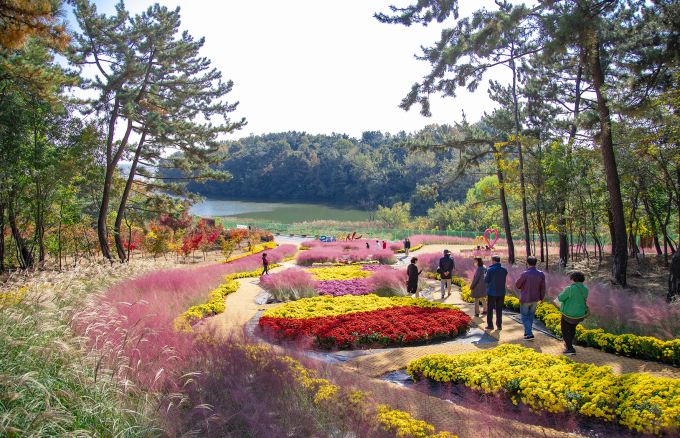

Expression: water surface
xmin=190 ymin=198 xmax=368 ymax=223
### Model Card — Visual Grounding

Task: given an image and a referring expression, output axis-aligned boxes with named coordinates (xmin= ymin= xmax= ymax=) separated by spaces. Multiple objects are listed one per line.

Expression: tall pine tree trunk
xmin=669 ymin=249 xmax=680 ymax=302
xmin=560 ymin=65 xmax=582 ymax=267
xmin=0 ymin=201 xmax=5 ymax=273
xmin=589 ymin=41 xmax=627 ymax=285
xmin=510 ymin=57 xmax=530 ymax=257
xmin=114 ymin=133 xmax=146 ymax=262
xmin=8 ymin=193 xmax=33 ymax=269
xmin=491 ymin=145 xmax=515 ymax=263
xmin=98 ymin=101 xmax=133 ymax=262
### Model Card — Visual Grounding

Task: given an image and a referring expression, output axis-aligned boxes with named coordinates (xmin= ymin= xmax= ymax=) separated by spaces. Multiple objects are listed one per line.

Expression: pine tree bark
xmin=114 ymin=133 xmax=146 ymax=262
xmin=511 ymin=57 xmax=531 ymax=257
xmin=8 ymin=194 xmax=33 ymax=269
xmin=491 ymin=144 xmax=515 ymax=264
xmin=97 ymin=98 xmax=133 ymax=262
xmin=669 ymin=249 xmax=680 ymax=302
xmin=589 ymin=41 xmax=627 ymax=285
xmin=560 ymin=64 xmax=583 ymax=267
xmin=0 ymin=202 xmax=5 ymax=273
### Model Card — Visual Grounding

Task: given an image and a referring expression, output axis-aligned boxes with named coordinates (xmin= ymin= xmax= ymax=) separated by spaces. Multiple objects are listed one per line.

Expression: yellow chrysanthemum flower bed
xmin=395 ymin=244 xmax=423 ymax=253
xmin=225 ymin=241 xmax=277 ymax=262
xmin=457 ymin=277 xmax=680 ymax=366
xmin=235 ymin=344 xmax=456 ymax=437
xmin=407 ymin=344 xmax=680 ymax=435
xmin=262 ymin=294 xmax=460 ymax=319
xmin=307 ymin=265 xmax=373 ymax=281
xmin=174 ymin=264 xmax=281 ymax=333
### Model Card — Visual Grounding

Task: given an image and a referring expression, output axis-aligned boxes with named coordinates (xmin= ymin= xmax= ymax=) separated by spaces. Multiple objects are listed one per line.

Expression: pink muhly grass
xmin=260 ymin=268 xmax=317 ymax=300
xmin=364 ymin=268 xmax=407 ymax=297
xmin=296 ymin=248 xmax=396 ymax=266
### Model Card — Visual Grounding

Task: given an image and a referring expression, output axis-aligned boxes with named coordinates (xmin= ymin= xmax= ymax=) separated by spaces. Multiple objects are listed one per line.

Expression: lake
xmin=190 ymin=198 xmax=369 ymax=223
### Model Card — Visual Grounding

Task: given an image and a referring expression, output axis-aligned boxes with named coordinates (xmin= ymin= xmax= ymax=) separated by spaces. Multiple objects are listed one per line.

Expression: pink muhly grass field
xmin=81 ymin=244 xmax=298 ymax=393
xmin=301 ymin=239 xmax=386 ymax=250
xmin=296 ymin=248 xmax=396 ymax=266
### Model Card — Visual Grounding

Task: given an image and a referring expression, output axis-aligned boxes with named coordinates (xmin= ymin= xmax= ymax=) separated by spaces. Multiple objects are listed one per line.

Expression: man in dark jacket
xmin=484 ymin=255 xmax=508 ymax=330
xmin=515 ymin=256 xmax=546 ymax=341
xmin=404 ymin=238 xmax=411 ymax=256
xmin=438 ymin=249 xmax=455 ymax=299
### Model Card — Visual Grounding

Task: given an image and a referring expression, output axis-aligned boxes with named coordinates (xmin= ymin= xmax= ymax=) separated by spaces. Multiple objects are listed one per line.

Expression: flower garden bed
xmin=259 ymin=264 xmax=406 ymax=300
xmin=259 ymin=295 xmax=470 ymax=349
xmin=456 ymin=277 xmax=680 ymax=366
xmin=407 ymin=344 xmax=680 ymax=435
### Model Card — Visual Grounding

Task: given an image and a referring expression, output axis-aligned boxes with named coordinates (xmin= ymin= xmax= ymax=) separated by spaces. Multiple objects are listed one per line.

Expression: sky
xmin=69 ymin=0 xmax=517 ymax=141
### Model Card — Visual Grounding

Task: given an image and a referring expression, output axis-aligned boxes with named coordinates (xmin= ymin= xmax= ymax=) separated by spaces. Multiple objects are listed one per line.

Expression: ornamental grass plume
xmin=365 ymin=268 xmax=407 ymax=297
xmin=0 ymin=261 xmax=174 ymax=436
xmin=259 ymin=268 xmax=317 ymax=301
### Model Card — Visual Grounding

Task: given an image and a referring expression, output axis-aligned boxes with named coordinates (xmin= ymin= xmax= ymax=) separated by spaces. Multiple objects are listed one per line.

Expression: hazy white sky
xmin=73 ymin=0 xmax=515 ymax=140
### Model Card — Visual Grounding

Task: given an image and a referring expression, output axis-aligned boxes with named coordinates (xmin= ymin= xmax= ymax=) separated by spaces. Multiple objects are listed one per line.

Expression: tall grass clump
xmin=0 ymin=261 xmax=173 ymax=436
xmin=365 ymin=269 xmax=407 ymax=297
xmin=260 ymin=268 xmax=317 ymax=301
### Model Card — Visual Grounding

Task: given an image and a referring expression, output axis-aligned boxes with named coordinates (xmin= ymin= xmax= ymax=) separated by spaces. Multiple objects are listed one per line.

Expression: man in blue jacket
xmin=484 ymin=255 xmax=508 ymax=330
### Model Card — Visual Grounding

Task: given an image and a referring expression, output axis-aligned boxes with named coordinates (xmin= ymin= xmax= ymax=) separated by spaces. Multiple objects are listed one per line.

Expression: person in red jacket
xmin=382 ymin=240 xmax=387 ymax=249
xmin=262 ymin=253 xmax=269 ymax=275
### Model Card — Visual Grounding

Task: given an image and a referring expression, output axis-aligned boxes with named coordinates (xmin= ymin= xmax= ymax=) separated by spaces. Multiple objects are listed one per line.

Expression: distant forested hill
xmin=161 ymin=130 xmax=481 ymax=215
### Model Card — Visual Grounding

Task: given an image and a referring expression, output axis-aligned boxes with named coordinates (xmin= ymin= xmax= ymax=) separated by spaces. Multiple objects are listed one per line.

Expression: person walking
xmin=262 ymin=253 xmax=269 ymax=275
xmin=382 ymin=240 xmax=387 ymax=249
xmin=483 ymin=255 xmax=508 ymax=330
xmin=375 ymin=240 xmax=380 ymax=250
xmin=556 ymin=271 xmax=589 ymax=355
xmin=438 ymin=249 xmax=455 ymax=299
xmin=469 ymin=257 xmax=488 ymax=317
xmin=404 ymin=238 xmax=411 ymax=257
xmin=366 ymin=242 xmax=370 ymax=249
xmin=406 ymin=257 xmax=422 ymax=298
xmin=515 ymin=256 xmax=546 ymax=341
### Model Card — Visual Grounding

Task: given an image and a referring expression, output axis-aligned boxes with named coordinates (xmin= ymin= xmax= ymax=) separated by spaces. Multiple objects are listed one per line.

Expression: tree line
xmin=162 ymin=130 xmax=480 ymax=215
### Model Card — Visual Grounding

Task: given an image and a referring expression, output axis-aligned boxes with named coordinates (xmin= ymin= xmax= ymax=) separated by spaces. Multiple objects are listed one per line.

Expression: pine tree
xmin=69 ymin=1 xmax=246 ymax=262
xmin=374 ymin=0 xmax=673 ymax=285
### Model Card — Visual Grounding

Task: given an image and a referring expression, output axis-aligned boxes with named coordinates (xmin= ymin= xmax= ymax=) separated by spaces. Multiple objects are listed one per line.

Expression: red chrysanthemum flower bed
xmin=259 ymin=306 xmax=471 ymax=349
